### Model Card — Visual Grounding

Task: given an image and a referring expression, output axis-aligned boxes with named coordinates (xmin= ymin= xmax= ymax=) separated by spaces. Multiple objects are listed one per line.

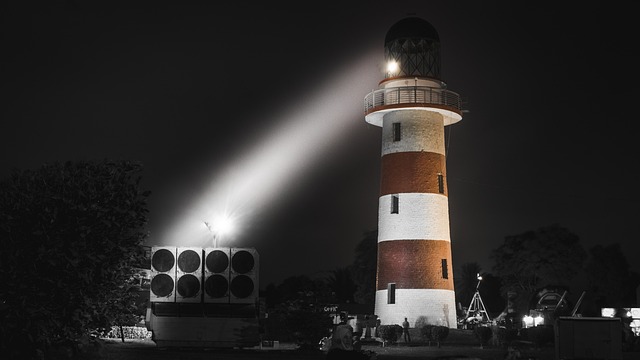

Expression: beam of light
xmin=159 ymin=47 xmax=382 ymax=247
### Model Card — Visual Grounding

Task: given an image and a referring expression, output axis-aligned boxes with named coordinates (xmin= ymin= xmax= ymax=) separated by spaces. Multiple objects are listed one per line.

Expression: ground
xmin=90 ymin=328 xmax=639 ymax=360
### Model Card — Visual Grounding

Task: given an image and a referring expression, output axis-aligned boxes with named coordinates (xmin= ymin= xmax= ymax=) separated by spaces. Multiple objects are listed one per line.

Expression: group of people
xmin=322 ymin=323 xmax=369 ymax=360
xmin=321 ymin=316 xmax=413 ymax=359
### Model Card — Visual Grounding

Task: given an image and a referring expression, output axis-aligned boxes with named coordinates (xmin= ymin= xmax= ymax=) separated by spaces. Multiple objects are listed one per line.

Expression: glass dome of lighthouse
xmin=384 ymin=17 xmax=441 ymax=80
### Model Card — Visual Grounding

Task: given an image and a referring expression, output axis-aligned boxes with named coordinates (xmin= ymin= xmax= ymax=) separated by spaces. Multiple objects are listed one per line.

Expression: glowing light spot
xmin=601 ymin=308 xmax=616 ymax=317
xmin=208 ymin=214 xmax=235 ymax=237
xmin=387 ymin=60 xmax=399 ymax=74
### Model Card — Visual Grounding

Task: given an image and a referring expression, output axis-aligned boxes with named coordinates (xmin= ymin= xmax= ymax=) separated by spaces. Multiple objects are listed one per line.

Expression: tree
xmin=490 ymin=224 xmax=586 ymax=314
xmin=0 ymin=160 xmax=150 ymax=358
xmin=477 ymin=273 xmax=505 ymax=316
xmin=454 ymin=262 xmax=482 ymax=313
xmin=262 ymin=275 xmax=333 ymax=347
xmin=325 ymin=267 xmax=357 ymax=304
xmin=350 ymin=230 xmax=377 ymax=304
xmin=584 ymin=243 xmax=640 ymax=309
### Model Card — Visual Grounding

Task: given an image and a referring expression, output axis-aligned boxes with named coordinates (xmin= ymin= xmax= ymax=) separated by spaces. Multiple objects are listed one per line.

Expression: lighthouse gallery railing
xmin=364 ymin=86 xmax=462 ymax=115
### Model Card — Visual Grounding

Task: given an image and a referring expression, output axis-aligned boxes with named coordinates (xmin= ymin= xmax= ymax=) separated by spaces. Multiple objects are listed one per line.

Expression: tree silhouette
xmin=454 ymin=262 xmax=482 ymax=312
xmin=584 ymin=243 xmax=640 ymax=309
xmin=350 ymin=229 xmax=377 ymax=304
xmin=262 ymin=275 xmax=333 ymax=345
xmin=325 ymin=267 xmax=357 ymax=304
xmin=0 ymin=160 xmax=149 ymax=358
xmin=478 ymin=273 xmax=505 ymax=315
xmin=490 ymin=224 xmax=586 ymax=314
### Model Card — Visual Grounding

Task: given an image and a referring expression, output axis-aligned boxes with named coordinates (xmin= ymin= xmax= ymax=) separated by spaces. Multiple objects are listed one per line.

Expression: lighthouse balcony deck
xmin=364 ymin=86 xmax=462 ymax=115
xmin=364 ymin=86 xmax=463 ymax=126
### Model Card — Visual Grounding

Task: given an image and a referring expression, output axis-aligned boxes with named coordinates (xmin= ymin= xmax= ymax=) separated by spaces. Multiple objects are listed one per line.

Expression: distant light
xmin=631 ymin=308 xmax=640 ymax=319
xmin=601 ymin=308 xmax=616 ymax=317
xmin=534 ymin=315 xmax=544 ymax=326
xmin=387 ymin=60 xmax=399 ymax=74
xmin=631 ymin=320 xmax=640 ymax=336
xmin=522 ymin=315 xmax=533 ymax=328
xmin=476 ymin=273 xmax=482 ymax=281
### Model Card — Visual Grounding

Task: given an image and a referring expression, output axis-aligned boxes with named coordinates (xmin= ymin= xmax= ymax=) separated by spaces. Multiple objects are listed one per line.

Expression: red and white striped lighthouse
xmin=364 ymin=17 xmax=463 ymax=328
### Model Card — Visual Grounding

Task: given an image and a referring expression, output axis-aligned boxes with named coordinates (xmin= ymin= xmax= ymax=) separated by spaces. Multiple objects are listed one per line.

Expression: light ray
xmin=159 ymin=48 xmax=381 ymax=247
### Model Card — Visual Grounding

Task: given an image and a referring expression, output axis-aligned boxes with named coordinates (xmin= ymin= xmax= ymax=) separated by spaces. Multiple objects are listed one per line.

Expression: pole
xmin=204 ymin=221 xmax=218 ymax=248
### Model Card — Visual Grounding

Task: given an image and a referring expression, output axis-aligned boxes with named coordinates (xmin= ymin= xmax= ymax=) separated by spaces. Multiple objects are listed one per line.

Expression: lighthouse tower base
xmin=374 ymin=289 xmax=457 ymax=329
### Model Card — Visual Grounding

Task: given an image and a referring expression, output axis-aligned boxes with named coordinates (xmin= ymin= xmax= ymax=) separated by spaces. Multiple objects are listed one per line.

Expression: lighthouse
xmin=364 ymin=17 xmax=463 ymax=328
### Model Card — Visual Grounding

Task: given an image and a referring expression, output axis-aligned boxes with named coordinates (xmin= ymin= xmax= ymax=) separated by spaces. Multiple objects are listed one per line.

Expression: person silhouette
xmin=402 ymin=317 xmax=411 ymax=343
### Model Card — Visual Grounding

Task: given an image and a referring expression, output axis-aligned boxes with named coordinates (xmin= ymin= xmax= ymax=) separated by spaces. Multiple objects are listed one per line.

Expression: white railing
xmin=364 ymin=86 xmax=462 ymax=114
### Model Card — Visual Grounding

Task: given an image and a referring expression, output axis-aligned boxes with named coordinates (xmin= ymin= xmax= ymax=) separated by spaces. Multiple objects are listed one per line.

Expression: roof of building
xmin=385 ymin=16 xmax=440 ymax=44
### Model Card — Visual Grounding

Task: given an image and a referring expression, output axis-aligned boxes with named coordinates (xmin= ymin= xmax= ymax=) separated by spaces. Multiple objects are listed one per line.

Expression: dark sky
xmin=2 ymin=1 xmax=638 ymax=287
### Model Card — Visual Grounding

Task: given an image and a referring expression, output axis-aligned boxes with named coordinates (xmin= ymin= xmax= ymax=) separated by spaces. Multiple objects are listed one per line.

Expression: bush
xmin=431 ymin=326 xmax=449 ymax=347
xmin=105 ymin=326 xmax=151 ymax=340
xmin=414 ymin=316 xmax=429 ymax=329
xmin=493 ymin=326 xmax=518 ymax=348
xmin=420 ymin=325 xmax=449 ymax=346
xmin=420 ymin=324 xmax=435 ymax=343
xmin=378 ymin=324 xmax=403 ymax=345
xmin=522 ymin=326 xmax=554 ymax=347
xmin=494 ymin=326 xmax=518 ymax=348
xmin=474 ymin=326 xmax=493 ymax=348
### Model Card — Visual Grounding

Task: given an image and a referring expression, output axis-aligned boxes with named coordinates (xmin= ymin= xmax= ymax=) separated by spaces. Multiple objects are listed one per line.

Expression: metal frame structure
xmin=464 ymin=274 xmax=491 ymax=324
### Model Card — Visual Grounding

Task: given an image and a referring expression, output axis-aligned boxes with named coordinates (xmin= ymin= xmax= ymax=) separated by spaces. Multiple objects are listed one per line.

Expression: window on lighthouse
xmin=441 ymin=259 xmax=448 ymax=279
xmin=393 ymin=122 xmax=401 ymax=141
xmin=387 ymin=283 xmax=396 ymax=304
xmin=437 ymin=173 xmax=444 ymax=194
xmin=391 ymin=195 xmax=399 ymax=214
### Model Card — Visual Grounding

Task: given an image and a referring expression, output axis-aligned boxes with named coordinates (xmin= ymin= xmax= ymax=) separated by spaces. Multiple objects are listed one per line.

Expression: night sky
xmin=2 ymin=1 xmax=638 ymax=288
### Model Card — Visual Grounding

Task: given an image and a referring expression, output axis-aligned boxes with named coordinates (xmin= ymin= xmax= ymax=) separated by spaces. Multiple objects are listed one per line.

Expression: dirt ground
xmin=95 ymin=328 xmax=639 ymax=360
xmin=97 ymin=328 xmax=556 ymax=360
xmin=99 ymin=338 xmax=550 ymax=360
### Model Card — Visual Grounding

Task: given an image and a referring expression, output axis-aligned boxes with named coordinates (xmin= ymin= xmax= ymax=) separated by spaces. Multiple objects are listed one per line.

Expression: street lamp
xmin=204 ymin=221 xmax=218 ymax=247
xmin=204 ymin=214 xmax=235 ymax=248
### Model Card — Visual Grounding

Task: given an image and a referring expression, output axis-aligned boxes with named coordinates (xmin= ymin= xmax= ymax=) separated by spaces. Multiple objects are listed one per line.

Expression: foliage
xmin=414 ymin=316 xmax=430 ymax=329
xmin=350 ymin=230 xmax=377 ymax=305
xmin=0 ymin=160 xmax=150 ymax=358
xmin=584 ymin=243 xmax=640 ymax=308
xmin=105 ymin=326 xmax=151 ymax=340
xmin=262 ymin=275 xmax=334 ymax=346
xmin=493 ymin=326 xmax=518 ymax=348
xmin=431 ymin=325 xmax=449 ymax=347
xmin=421 ymin=324 xmax=449 ymax=347
xmin=377 ymin=324 xmax=402 ymax=345
xmin=490 ymin=224 xmax=586 ymax=313
xmin=454 ymin=262 xmax=482 ymax=313
xmin=520 ymin=326 xmax=554 ymax=348
xmin=474 ymin=326 xmax=493 ymax=347
xmin=325 ymin=267 xmax=358 ymax=304
xmin=477 ymin=273 xmax=505 ymax=314
xmin=264 ymin=275 xmax=333 ymax=308
xmin=284 ymin=306 xmax=333 ymax=348
xmin=419 ymin=324 xmax=435 ymax=343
